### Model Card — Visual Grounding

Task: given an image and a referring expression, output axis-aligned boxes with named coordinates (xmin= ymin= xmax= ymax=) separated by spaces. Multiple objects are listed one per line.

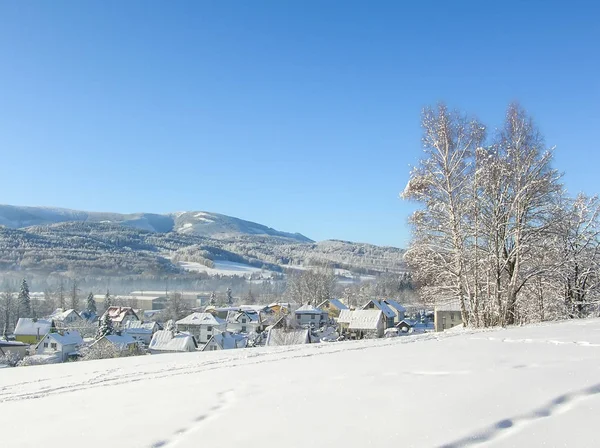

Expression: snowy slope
xmin=2 ymin=319 xmax=600 ymax=447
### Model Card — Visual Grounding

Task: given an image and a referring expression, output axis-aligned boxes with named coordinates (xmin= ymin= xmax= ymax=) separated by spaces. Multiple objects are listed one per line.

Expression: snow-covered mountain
xmin=0 ymin=205 xmax=311 ymax=242
xmin=0 ymin=205 xmax=405 ymax=278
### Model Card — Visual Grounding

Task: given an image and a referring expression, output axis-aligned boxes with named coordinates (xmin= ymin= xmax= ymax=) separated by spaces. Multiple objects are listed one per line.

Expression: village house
xmin=294 ymin=304 xmax=328 ymax=328
xmin=226 ymin=310 xmax=262 ymax=334
xmin=123 ymin=321 xmax=160 ymax=345
xmin=102 ymin=306 xmax=140 ymax=330
xmin=92 ymin=333 xmax=139 ymax=355
xmin=362 ymin=300 xmax=396 ymax=329
xmin=434 ymin=303 xmax=464 ymax=332
xmin=50 ymin=309 xmax=83 ymax=328
xmin=148 ymin=330 xmax=197 ymax=354
xmin=35 ymin=330 xmax=83 ymax=362
xmin=317 ymin=298 xmax=349 ymax=318
xmin=338 ymin=309 xmax=385 ymax=339
xmin=267 ymin=302 xmax=296 ymax=315
xmin=14 ymin=318 xmax=53 ymax=344
xmin=383 ymin=299 xmax=406 ymax=323
xmin=206 ymin=306 xmax=241 ymax=320
xmin=265 ymin=327 xmax=310 ymax=347
xmin=202 ymin=331 xmax=248 ymax=351
xmin=176 ymin=313 xmax=226 ymax=344
xmin=396 ymin=319 xmax=414 ymax=334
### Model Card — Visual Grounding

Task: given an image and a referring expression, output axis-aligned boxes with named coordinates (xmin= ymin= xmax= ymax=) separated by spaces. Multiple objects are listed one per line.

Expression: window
xmin=207 ymin=326 xmax=212 ymax=332
xmin=43 ymin=342 xmax=48 ymax=348
xmin=296 ymin=314 xmax=300 ymax=319
xmin=311 ymin=315 xmax=315 ymax=320
xmin=51 ymin=343 xmax=57 ymax=349
xmin=241 ymin=326 xmax=247 ymax=332
xmin=242 ymin=318 xmax=246 ymax=323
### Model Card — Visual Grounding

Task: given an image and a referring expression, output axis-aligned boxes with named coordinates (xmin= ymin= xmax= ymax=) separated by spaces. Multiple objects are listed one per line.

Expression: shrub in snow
xmin=0 ymin=352 xmax=21 ymax=367
xmin=82 ymin=343 xmax=120 ymax=361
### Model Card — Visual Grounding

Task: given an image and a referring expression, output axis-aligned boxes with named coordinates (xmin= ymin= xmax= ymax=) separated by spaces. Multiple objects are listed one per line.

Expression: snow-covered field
xmin=179 ymin=260 xmax=268 ymax=276
xmin=2 ymin=319 xmax=600 ymax=447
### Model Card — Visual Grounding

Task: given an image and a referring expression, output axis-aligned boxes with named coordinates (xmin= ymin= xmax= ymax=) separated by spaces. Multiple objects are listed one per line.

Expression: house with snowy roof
xmin=176 ymin=313 xmax=226 ymax=344
xmin=337 ymin=309 xmax=385 ymax=339
xmin=50 ymin=309 xmax=83 ymax=328
xmin=202 ymin=331 xmax=248 ymax=351
xmin=317 ymin=298 xmax=349 ymax=318
xmin=265 ymin=327 xmax=310 ymax=347
xmin=362 ymin=300 xmax=396 ymax=329
xmin=226 ymin=310 xmax=262 ymax=334
xmin=148 ymin=330 xmax=197 ymax=354
xmin=383 ymin=299 xmax=406 ymax=323
xmin=14 ymin=318 xmax=54 ymax=344
xmin=267 ymin=302 xmax=296 ymax=315
xmin=35 ymin=330 xmax=83 ymax=362
xmin=101 ymin=306 xmax=139 ymax=330
xmin=396 ymin=319 xmax=414 ymax=333
xmin=92 ymin=333 xmax=139 ymax=355
xmin=123 ymin=321 xmax=160 ymax=345
xmin=434 ymin=302 xmax=465 ymax=332
xmin=294 ymin=304 xmax=328 ymax=328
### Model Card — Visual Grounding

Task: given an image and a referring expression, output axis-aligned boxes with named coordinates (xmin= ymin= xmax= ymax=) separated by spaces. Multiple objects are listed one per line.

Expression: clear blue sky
xmin=0 ymin=1 xmax=598 ymax=247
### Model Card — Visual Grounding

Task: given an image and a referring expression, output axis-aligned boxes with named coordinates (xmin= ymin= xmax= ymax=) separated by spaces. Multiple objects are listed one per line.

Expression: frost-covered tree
xmin=96 ymin=313 xmax=114 ymax=339
xmin=402 ymin=104 xmax=485 ymax=324
xmin=86 ymin=292 xmax=97 ymax=315
xmin=554 ymin=194 xmax=600 ymax=318
xmin=0 ymin=285 xmax=15 ymax=334
xmin=244 ymin=288 xmax=256 ymax=305
xmin=18 ymin=279 xmax=31 ymax=317
xmin=166 ymin=292 xmax=190 ymax=321
xmin=226 ymin=287 xmax=234 ymax=305
xmin=104 ymin=289 xmax=113 ymax=310
xmin=57 ymin=279 xmax=66 ymax=310
xmin=209 ymin=291 xmax=217 ymax=306
xmin=403 ymin=103 xmax=564 ymax=327
xmin=285 ymin=268 xmax=336 ymax=305
xmin=70 ymin=280 xmax=79 ymax=311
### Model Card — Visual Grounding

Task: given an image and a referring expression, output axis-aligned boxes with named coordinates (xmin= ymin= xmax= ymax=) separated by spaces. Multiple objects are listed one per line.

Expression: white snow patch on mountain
xmin=2 ymin=319 xmax=600 ymax=447
xmin=179 ymin=260 xmax=269 ymax=276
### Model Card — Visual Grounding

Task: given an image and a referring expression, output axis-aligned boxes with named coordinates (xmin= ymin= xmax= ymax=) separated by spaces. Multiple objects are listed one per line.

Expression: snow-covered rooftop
xmin=383 ymin=299 xmax=406 ymax=313
xmin=347 ymin=310 xmax=384 ymax=330
xmin=149 ymin=330 xmax=197 ymax=352
xmin=49 ymin=309 xmax=81 ymax=321
xmin=265 ymin=328 xmax=310 ymax=346
xmin=176 ymin=313 xmax=225 ymax=326
xmin=362 ymin=300 xmax=396 ymax=318
xmin=43 ymin=331 xmax=83 ymax=347
xmin=123 ymin=321 xmax=158 ymax=333
xmin=295 ymin=304 xmax=325 ymax=315
xmin=14 ymin=318 xmax=53 ymax=337
xmin=205 ymin=332 xmax=247 ymax=350
xmin=102 ymin=334 xmax=137 ymax=350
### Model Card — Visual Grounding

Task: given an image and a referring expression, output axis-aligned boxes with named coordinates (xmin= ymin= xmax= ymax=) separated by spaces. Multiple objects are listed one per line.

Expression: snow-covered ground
xmin=179 ymin=260 xmax=269 ymax=276
xmin=2 ymin=319 xmax=600 ymax=447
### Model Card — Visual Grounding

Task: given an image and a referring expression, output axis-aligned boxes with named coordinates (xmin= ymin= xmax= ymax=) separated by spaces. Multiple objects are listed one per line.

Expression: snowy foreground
xmin=2 ymin=320 xmax=600 ymax=447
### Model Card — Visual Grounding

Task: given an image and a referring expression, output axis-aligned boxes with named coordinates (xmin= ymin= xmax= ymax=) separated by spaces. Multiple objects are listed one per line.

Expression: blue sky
xmin=0 ymin=1 xmax=598 ymax=247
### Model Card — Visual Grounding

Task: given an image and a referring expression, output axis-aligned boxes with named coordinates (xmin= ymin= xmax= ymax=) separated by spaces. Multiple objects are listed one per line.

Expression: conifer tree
xmin=86 ymin=292 xmax=97 ymax=315
xmin=105 ymin=289 xmax=113 ymax=310
xmin=18 ymin=279 xmax=31 ymax=317
xmin=96 ymin=313 xmax=114 ymax=339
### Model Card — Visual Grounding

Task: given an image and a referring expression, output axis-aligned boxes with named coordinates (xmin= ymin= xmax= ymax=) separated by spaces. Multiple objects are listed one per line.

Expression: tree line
xmin=402 ymin=103 xmax=600 ymax=326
